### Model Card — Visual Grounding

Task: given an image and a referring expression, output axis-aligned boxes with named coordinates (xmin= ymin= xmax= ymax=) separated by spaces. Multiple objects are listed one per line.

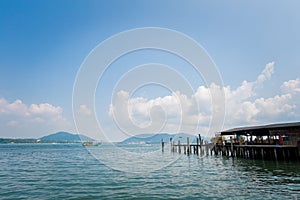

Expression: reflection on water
xmin=232 ymin=158 xmax=300 ymax=197
xmin=0 ymin=144 xmax=299 ymax=199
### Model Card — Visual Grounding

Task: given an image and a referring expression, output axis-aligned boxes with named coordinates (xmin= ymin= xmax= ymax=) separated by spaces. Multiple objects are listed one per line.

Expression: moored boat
xmin=82 ymin=141 xmax=101 ymax=146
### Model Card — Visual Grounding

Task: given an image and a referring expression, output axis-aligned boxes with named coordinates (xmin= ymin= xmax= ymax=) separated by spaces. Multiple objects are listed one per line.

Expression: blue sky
xmin=1 ymin=1 xmax=300 ymax=140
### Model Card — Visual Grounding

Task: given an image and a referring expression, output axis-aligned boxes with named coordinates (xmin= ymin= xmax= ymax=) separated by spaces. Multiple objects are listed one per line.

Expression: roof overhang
xmin=220 ymin=122 xmax=300 ymax=136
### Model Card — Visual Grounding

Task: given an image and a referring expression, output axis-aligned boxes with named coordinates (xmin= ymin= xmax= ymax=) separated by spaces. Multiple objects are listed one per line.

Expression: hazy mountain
xmin=121 ymin=133 xmax=207 ymax=144
xmin=39 ymin=132 xmax=94 ymax=143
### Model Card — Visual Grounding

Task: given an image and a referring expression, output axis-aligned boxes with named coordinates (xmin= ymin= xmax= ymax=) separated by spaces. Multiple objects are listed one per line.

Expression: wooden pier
xmin=162 ymin=122 xmax=300 ymax=161
xmin=170 ymin=139 xmax=214 ymax=156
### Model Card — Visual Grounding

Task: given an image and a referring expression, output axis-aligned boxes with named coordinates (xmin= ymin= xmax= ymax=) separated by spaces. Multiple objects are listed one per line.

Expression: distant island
xmin=0 ymin=132 xmax=210 ymax=144
xmin=0 ymin=132 xmax=94 ymax=144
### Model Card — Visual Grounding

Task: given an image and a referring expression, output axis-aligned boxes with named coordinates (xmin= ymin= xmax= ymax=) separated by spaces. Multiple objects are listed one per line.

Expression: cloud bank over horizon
xmin=0 ymin=99 xmax=70 ymax=138
xmin=0 ymin=62 xmax=299 ymax=139
xmin=109 ymin=62 xmax=300 ymax=137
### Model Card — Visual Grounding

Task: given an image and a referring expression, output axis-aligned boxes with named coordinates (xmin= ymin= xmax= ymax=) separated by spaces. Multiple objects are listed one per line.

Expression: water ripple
xmin=0 ymin=144 xmax=299 ymax=199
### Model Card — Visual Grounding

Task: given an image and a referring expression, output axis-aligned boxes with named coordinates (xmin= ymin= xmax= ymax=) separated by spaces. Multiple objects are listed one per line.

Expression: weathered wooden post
xmin=214 ymin=145 xmax=218 ymax=155
xmin=198 ymin=134 xmax=202 ymax=150
xmin=200 ymin=140 xmax=204 ymax=155
xmin=178 ymin=140 xmax=181 ymax=153
xmin=282 ymin=148 xmax=286 ymax=160
xmin=196 ymin=137 xmax=199 ymax=155
xmin=222 ymin=138 xmax=226 ymax=156
xmin=172 ymin=142 xmax=175 ymax=153
xmin=297 ymin=141 xmax=300 ymax=160
xmin=161 ymin=138 xmax=165 ymax=152
xmin=187 ymin=137 xmax=190 ymax=155
xmin=226 ymin=145 xmax=229 ymax=156
xmin=205 ymin=141 xmax=209 ymax=156
xmin=238 ymin=140 xmax=242 ymax=157
xmin=230 ymin=136 xmax=234 ymax=157
xmin=274 ymin=148 xmax=277 ymax=160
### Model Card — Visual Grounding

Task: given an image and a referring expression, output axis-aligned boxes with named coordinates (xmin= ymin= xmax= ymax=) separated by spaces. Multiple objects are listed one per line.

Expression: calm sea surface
xmin=0 ymin=143 xmax=299 ymax=199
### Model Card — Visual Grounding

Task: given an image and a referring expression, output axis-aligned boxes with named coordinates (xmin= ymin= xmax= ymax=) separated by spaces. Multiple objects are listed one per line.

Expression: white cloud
xmin=281 ymin=78 xmax=300 ymax=93
xmin=257 ymin=61 xmax=275 ymax=83
xmin=29 ymin=103 xmax=62 ymax=116
xmin=78 ymin=104 xmax=92 ymax=116
xmin=0 ymin=99 xmax=29 ymax=116
xmin=254 ymin=94 xmax=296 ymax=119
xmin=108 ymin=62 xmax=300 ymax=136
xmin=0 ymin=98 xmax=70 ymax=138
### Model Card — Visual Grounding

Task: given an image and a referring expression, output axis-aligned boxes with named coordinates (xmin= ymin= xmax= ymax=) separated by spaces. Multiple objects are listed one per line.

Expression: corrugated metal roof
xmin=221 ymin=122 xmax=300 ymax=135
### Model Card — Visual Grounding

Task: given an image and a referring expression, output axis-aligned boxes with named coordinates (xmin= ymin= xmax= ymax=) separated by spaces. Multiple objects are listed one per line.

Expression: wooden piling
xmin=205 ymin=141 xmax=209 ymax=155
xmin=230 ymin=136 xmax=233 ymax=157
xmin=196 ymin=138 xmax=199 ymax=155
xmin=187 ymin=137 xmax=190 ymax=155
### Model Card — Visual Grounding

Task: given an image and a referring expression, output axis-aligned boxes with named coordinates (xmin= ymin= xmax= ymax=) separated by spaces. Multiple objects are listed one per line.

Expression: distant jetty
xmin=165 ymin=122 xmax=300 ymax=161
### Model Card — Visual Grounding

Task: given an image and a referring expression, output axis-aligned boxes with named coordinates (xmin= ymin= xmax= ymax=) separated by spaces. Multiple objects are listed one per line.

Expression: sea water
xmin=0 ymin=143 xmax=299 ymax=199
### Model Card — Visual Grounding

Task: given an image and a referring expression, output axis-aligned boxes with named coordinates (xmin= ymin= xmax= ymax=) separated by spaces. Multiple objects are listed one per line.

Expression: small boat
xmin=82 ymin=141 xmax=101 ymax=146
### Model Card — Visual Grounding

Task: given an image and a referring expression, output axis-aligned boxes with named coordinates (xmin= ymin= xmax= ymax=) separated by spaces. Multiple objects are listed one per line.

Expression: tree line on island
xmin=0 ymin=132 xmax=93 ymax=144
xmin=0 ymin=132 xmax=209 ymax=144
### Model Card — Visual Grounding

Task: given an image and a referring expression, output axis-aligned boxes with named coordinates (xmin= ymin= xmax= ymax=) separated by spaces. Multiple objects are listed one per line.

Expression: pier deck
xmin=163 ymin=122 xmax=300 ymax=161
